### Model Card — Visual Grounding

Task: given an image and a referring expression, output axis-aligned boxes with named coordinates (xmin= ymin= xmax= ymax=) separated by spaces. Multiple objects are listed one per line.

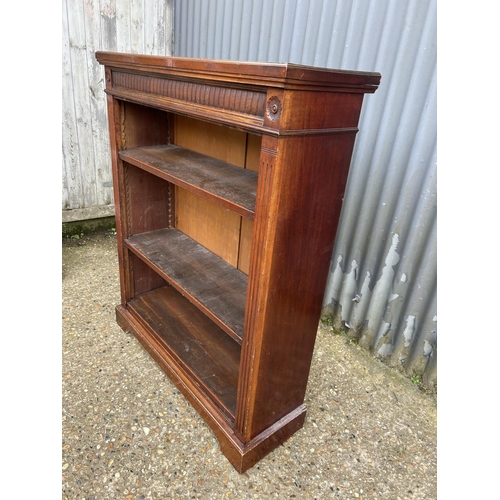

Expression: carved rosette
xmin=266 ymin=96 xmax=282 ymax=122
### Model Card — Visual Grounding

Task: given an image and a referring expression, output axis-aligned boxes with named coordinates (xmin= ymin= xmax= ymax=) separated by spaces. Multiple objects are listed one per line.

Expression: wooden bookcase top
xmin=96 ymin=51 xmax=381 ymax=93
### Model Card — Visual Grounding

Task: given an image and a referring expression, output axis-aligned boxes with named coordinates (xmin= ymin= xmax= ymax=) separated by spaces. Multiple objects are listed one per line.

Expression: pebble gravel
xmin=62 ymin=232 xmax=437 ymax=499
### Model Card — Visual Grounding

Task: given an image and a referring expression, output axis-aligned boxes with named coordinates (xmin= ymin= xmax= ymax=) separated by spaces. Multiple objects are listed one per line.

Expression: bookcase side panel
xmin=117 ymin=102 xmax=172 ymax=299
xmin=235 ymin=135 xmax=279 ymax=441
xmin=236 ymin=132 xmax=358 ymax=441
xmin=281 ymin=91 xmax=364 ymax=130
xmin=121 ymin=102 xmax=171 ymax=150
xmin=104 ymin=94 xmax=130 ymax=305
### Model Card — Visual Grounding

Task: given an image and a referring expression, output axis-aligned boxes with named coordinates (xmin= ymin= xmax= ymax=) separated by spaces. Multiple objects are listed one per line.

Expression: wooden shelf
xmin=119 ymin=145 xmax=258 ymax=219
xmin=125 ymin=228 xmax=247 ymax=343
xmin=128 ymin=285 xmax=241 ymax=420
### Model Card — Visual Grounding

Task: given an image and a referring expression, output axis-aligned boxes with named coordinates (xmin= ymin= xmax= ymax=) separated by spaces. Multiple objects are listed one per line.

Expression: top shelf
xmin=120 ymin=145 xmax=258 ymax=220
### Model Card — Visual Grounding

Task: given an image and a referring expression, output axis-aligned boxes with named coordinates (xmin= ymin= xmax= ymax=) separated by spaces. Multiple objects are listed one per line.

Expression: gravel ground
xmin=62 ymin=232 xmax=437 ymax=499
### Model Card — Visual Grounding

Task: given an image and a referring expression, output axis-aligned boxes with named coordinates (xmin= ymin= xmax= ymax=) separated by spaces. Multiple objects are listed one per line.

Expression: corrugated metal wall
xmin=174 ymin=0 xmax=437 ymax=389
xmin=62 ymin=0 xmax=173 ymax=222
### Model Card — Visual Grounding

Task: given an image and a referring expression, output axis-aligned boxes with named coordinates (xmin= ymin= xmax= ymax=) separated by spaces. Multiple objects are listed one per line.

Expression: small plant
xmin=332 ymin=328 xmax=347 ymax=337
xmin=70 ymin=232 xmax=84 ymax=239
xmin=411 ymin=374 xmax=421 ymax=385
xmin=321 ymin=317 xmax=333 ymax=327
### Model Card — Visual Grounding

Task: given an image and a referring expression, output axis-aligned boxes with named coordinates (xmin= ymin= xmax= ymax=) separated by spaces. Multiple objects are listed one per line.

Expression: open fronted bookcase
xmin=96 ymin=51 xmax=380 ymax=472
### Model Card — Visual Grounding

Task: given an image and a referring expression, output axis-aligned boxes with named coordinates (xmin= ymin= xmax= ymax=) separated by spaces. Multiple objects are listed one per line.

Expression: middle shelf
xmin=126 ymin=228 xmax=248 ymax=344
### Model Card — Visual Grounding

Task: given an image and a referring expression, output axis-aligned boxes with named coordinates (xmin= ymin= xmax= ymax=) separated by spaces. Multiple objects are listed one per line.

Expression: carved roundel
xmin=266 ymin=96 xmax=282 ymax=122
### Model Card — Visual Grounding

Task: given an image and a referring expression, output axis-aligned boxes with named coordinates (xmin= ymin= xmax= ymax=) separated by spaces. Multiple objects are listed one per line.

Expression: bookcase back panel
xmin=237 ymin=218 xmax=254 ymax=275
xmin=175 ymin=187 xmax=242 ymax=267
xmin=173 ymin=115 xmax=247 ymax=166
xmin=245 ymin=133 xmax=262 ymax=173
xmin=172 ymin=116 xmax=261 ymax=274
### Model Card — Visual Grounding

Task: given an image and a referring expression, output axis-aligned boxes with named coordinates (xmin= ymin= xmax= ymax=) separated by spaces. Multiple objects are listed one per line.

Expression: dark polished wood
xmin=126 ymin=228 xmax=247 ymax=343
xmin=128 ymin=286 xmax=241 ymax=420
xmin=120 ymin=145 xmax=257 ymax=219
xmin=97 ymin=51 xmax=380 ymax=472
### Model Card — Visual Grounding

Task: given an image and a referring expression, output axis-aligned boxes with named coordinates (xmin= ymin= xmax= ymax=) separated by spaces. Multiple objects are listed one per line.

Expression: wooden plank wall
xmin=62 ymin=0 xmax=173 ymax=222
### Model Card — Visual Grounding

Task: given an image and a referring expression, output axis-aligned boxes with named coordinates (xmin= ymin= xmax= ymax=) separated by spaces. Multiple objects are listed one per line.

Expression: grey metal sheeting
xmin=174 ymin=0 xmax=437 ymax=389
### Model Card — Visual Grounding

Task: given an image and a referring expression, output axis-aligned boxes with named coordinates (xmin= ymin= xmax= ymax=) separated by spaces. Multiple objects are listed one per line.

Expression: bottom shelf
xmin=117 ymin=287 xmax=308 ymax=473
xmin=127 ymin=285 xmax=241 ymax=420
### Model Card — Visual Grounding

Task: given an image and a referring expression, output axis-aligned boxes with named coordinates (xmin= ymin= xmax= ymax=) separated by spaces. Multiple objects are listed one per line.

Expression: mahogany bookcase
xmin=96 ymin=51 xmax=380 ymax=472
